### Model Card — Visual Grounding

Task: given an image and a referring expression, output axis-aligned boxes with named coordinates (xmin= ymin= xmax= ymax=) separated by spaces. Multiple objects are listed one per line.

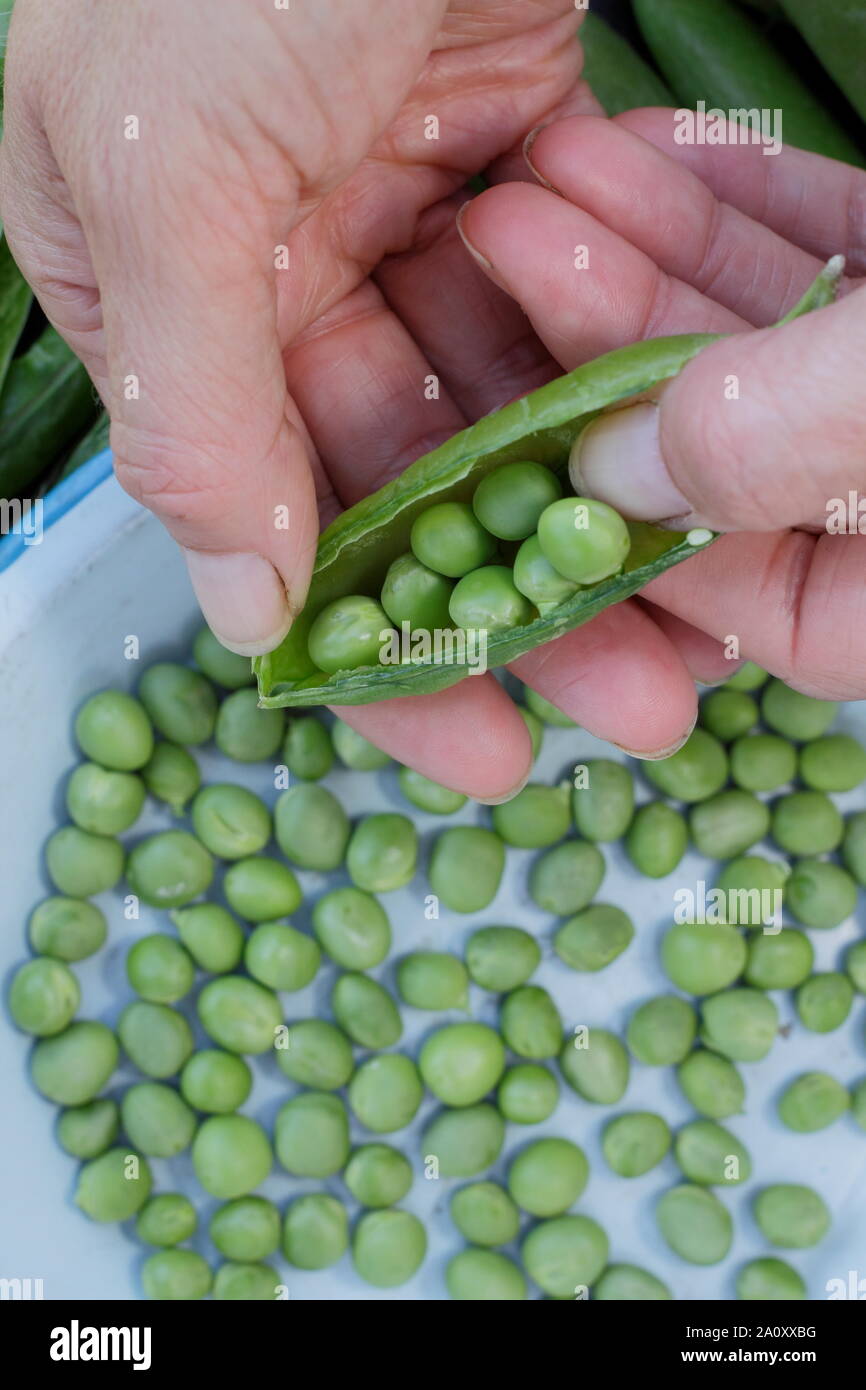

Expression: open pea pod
xmin=255 ymin=259 xmax=842 ymax=709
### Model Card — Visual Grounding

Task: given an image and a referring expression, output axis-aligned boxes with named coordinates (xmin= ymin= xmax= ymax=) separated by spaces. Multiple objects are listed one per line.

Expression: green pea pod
xmin=61 ymin=409 xmax=111 ymax=477
xmin=778 ymin=1 xmax=866 ymax=126
xmin=0 ymin=325 xmax=96 ymax=497
xmin=255 ymin=261 xmax=841 ymax=708
xmin=632 ymin=0 xmax=865 ymax=167
xmin=580 ymin=12 xmax=674 ymax=116
xmin=0 ymin=232 xmax=32 ymax=395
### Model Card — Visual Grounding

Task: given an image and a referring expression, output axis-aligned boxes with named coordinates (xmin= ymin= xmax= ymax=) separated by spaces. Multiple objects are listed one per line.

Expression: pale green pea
xmin=700 ymin=988 xmax=779 ymax=1062
xmin=331 ymin=719 xmax=392 ymax=770
xmin=191 ymin=1114 xmax=273 ymax=1199
xmin=513 ymin=533 xmax=578 ymax=609
xmin=180 ymin=1049 xmax=252 ymax=1113
xmin=846 ymin=939 xmax=866 ymax=992
xmin=191 ymin=783 xmax=272 ymax=860
xmin=74 ymin=1147 xmax=152 ymax=1223
xmin=522 ymin=1214 xmax=609 ymax=1298
xmin=344 ymin=1146 xmax=413 ymax=1209
xmin=138 ymin=662 xmax=217 ymax=745
xmin=761 ymin=679 xmax=837 ymax=741
xmin=353 ymin=1209 xmax=427 ymax=1288
xmin=213 ymin=1262 xmax=278 ymax=1301
xmin=449 ymin=565 xmax=535 ymax=632
xmin=772 ymin=791 xmax=844 ymax=856
xmin=676 ymin=1050 xmax=745 ymax=1120
xmin=529 ymin=840 xmax=605 ymax=916
xmin=627 ymin=995 xmax=697 ymax=1066
xmin=699 ymin=689 xmax=759 ymax=741
xmin=730 ymin=733 xmax=797 ymax=792
xmin=28 ymin=896 xmax=106 ymax=962
xmin=429 ymin=827 xmax=505 ymax=913
xmin=689 ymin=790 xmax=770 ymax=860
xmin=312 ymin=887 xmax=391 ymax=970
xmin=8 ymin=957 xmax=79 ymax=1036
xmin=602 ymin=1112 xmax=671 ymax=1178
xmin=450 ymin=1181 xmax=520 ymax=1246
xmin=75 ymin=690 xmax=154 ymax=771
xmin=736 ymin=1258 xmax=806 ymax=1301
xmin=347 ymin=813 xmax=418 ymax=892
xmin=745 ymin=929 xmax=813 ymax=990
xmin=274 ymin=1092 xmax=350 ymax=1178
xmin=307 ymin=595 xmax=391 ymax=674
xmin=410 ymin=500 xmax=495 ymax=578
xmin=274 ymin=783 xmax=350 ymax=871
xmin=347 ymin=1053 xmax=424 ymax=1134
xmin=799 ymin=733 xmax=866 ymax=791
xmin=214 ymin=688 xmax=285 ymax=762
xmin=714 ymin=854 xmax=788 ymax=926
xmin=473 ymin=459 xmax=562 ymax=540
xmin=380 ymin=551 xmax=454 ymax=631
xmin=492 ymin=783 xmax=571 ymax=849
xmin=508 ymin=1137 xmax=588 ymax=1217
xmin=120 ymin=1082 xmax=197 ymax=1157
xmin=523 ymin=687 xmax=576 ymax=727
xmin=192 ymin=625 xmax=254 ymax=689
xmin=496 ymin=1063 xmax=558 ymax=1124
xmin=282 ymin=714 xmax=334 ymax=781
xmin=31 ymin=1021 xmax=119 ymax=1105
xmin=282 ymin=1194 xmax=349 ymax=1270
xmin=499 ymin=985 xmax=561 ymax=1060
xmin=724 ymin=661 xmax=767 ymax=692
xmin=778 ymin=1071 xmax=850 ymax=1132
xmin=141 ymin=1250 xmax=212 ymax=1301
xmin=446 ymin=1249 xmax=526 ymax=1301
xmin=397 ymin=765 xmax=467 ymax=814
xmin=45 ymin=826 xmax=125 ymax=898
xmin=842 ymin=810 xmax=866 ymax=886
xmin=554 ymin=904 xmax=633 ymax=972
xmin=126 ymin=933 xmax=195 ymax=1003
xmin=419 ymin=1022 xmax=505 ymax=1106
xmin=642 ymin=729 xmax=728 ymax=803
xmin=422 ymin=1104 xmax=505 ymax=1177
xmin=210 ymin=1196 xmax=280 ymax=1261
xmin=118 ymin=1001 xmax=194 ymax=1078
xmin=465 ymin=925 xmax=540 ymax=992
xmin=661 ymin=922 xmax=747 ymax=996
xmin=656 ymin=1185 xmax=732 ymax=1265
xmin=594 ymin=1264 xmax=671 ymax=1301
xmin=625 ymin=802 xmax=688 ymax=878
xmin=126 ymin=830 xmax=213 ymax=908
xmin=753 ymin=1184 xmax=830 ymax=1249
xmin=396 ymin=951 xmax=468 ymax=1010
xmin=785 ymin=859 xmax=857 ymax=929
xmin=572 ymin=760 xmax=634 ymax=842
xmin=244 ymin=921 xmax=321 ymax=992
xmin=57 ymin=1098 xmax=119 ymax=1159
xmin=66 ymin=762 xmax=145 ymax=835
xmin=558 ymin=1028 xmax=629 ymax=1104
xmin=275 ymin=1019 xmax=354 ymax=1091
xmin=674 ymin=1120 xmax=751 ymax=1185
xmin=223 ymin=855 xmax=301 ymax=921
xmin=142 ymin=742 xmax=201 ymax=814
xmin=795 ymin=972 xmax=854 ymax=1032
xmin=171 ymin=903 xmax=244 ymax=974
xmin=197 ymin=976 xmax=283 ymax=1054
xmin=136 ymin=1194 xmax=197 ymax=1247
xmin=331 ymin=973 xmax=402 ymax=1049
xmin=537 ymin=495 xmax=630 ymax=584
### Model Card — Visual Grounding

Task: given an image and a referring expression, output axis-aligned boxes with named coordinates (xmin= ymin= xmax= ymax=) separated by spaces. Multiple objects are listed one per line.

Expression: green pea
xmin=126 ymin=830 xmax=213 ymax=908
xmin=419 ymin=1022 xmax=505 ymax=1107
xmin=347 ymin=813 xmax=418 ymax=892
xmin=785 ymin=859 xmax=857 ymax=929
xmin=353 ymin=1209 xmax=427 ymax=1288
xmin=138 ymin=662 xmax=217 ymax=745
xmin=643 ymin=728 xmax=729 ymax=803
xmin=522 ymin=1214 xmax=609 ymax=1298
xmin=171 ymin=903 xmax=244 ymax=974
xmin=674 ymin=1119 xmax=751 ymax=1185
xmin=397 ymin=766 xmax=467 ymax=815
xmin=348 ymin=1054 xmax=424 ymax=1134
xmin=45 ymin=826 xmax=125 ymax=898
xmin=537 ymin=496 xmax=630 ymax=584
xmin=497 ymin=1063 xmax=559 ymax=1124
xmin=126 ymin=933 xmax=195 ymax=1003
xmin=282 ymin=1193 xmax=349 ymax=1270
xmin=730 ymin=733 xmax=797 ymax=792
xmin=602 ymin=1112 xmax=671 ymax=1178
xmin=66 ymin=762 xmax=145 ymax=835
xmin=180 ymin=1049 xmax=252 ymax=1113
xmin=213 ymin=1262 xmax=278 ymax=1301
xmin=210 ymin=1196 xmax=281 ymax=1261
xmin=447 ymin=1248 xmax=526 ymax=1301
xmin=422 ymin=1104 xmax=505 ymax=1177
xmin=778 ymin=1071 xmax=850 ymax=1132
xmin=282 ymin=714 xmax=334 ymax=781
xmin=274 ymin=1091 xmax=350 ymax=1177
xmin=508 ymin=1137 xmax=588 ymax=1217
xmin=429 ymin=827 xmax=505 ymax=912
xmin=275 ymin=1019 xmax=354 ymax=1091
xmin=312 ymin=887 xmax=391 ymax=970
xmin=136 ymin=1194 xmax=197 ymax=1247
xmin=450 ymin=1181 xmax=520 ymax=1246
xmin=625 ymin=802 xmax=688 ymax=878
xmin=676 ymin=1050 xmax=745 ymax=1120
xmin=331 ymin=972 xmax=402 ymax=1049
xmin=75 ymin=690 xmax=154 ymax=771
xmin=223 ymin=855 xmax=301 ymax=921
xmin=689 ymin=790 xmax=770 ymax=860
xmin=308 ymin=595 xmax=391 ymax=674
xmin=851 ymin=1078 xmax=866 ymax=1132
xmin=846 ymin=939 xmax=866 ymax=993
xmin=191 ymin=783 xmax=272 ymax=859
xmin=842 ymin=810 xmax=866 ymax=886
xmin=28 ymin=896 xmax=107 ymax=962
xmin=627 ymin=995 xmax=698 ymax=1066
xmin=331 ymin=719 xmax=392 ymax=770
xmin=724 ymin=661 xmax=767 ymax=692
xmin=699 ymin=689 xmax=759 ymax=741
xmin=31 ymin=1021 xmax=119 ymax=1105
xmin=555 ymin=904 xmax=634 ymax=973
xmin=198 ymin=976 xmax=282 ymax=1054
xmin=700 ymin=988 xmax=778 ymax=1062
xmin=656 ymin=1185 xmax=732 ymax=1265
xmin=523 ymin=687 xmax=576 ymax=727
xmin=519 ymin=706 xmax=544 ymax=760
xmin=191 ymin=1114 xmax=272 ymax=1199
xmin=449 ymin=565 xmax=535 ymax=633
xmin=344 ymin=1146 xmax=413 ymax=1209
xmin=593 ymin=1264 xmax=671 ymax=1301
xmin=661 ymin=923 xmax=747 ymax=996
xmin=396 ymin=951 xmax=469 ymax=1010
xmin=513 ymin=534 xmax=579 ymax=611
xmin=754 ymin=1184 xmax=830 ymax=1249
xmin=572 ymin=760 xmax=634 ymax=842
xmin=75 ymin=1147 xmax=152 ymax=1223
xmin=380 ymin=552 xmax=454 ymax=631
xmin=529 ymin=841 xmax=606 ymax=916
xmin=141 ymin=742 xmax=201 ymax=814
xmin=120 ymin=1082 xmax=197 ymax=1157
xmin=192 ymin=624 xmax=254 ymax=689
xmin=761 ymin=679 xmax=837 ymax=741
xmin=410 ymin=501 xmax=496 ymax=578
xmin=714 ymin=855 xmax=788 ymax=926
xmin=57 ymin=1098 xmax=119 ymax=1159
xmin=745 ymin=929 xmax=813 ymax=990
xmin=499 ymin=986 xmax=561 ymax=1060
xmin=8 ymin=957 xmax=79 ymax=1036
xmin=473 ymin=460 xmax=562 ymax=541
xmin=795 ymin=972 xmax=854 ymax=1033
xmin=244 ymin=921 xmax=321 ymax=992
xmin=465 ymin=925 xmax=540 ymax=992
xmin=215 ymin=688 xmax=285 ymax=762
xmin=141 ymin=1250 xmax=212 ymax=1301
xmin=492 ymin=783 xmax=571 ymax=849
xmin=118 ymin=1001 xmax=194 ymax=1078
xmin=772 ymin=791 xmax=843 ymax=856
xmin=799 ymin=733 xmax=866 ymax=791
xmin=736 ymin=1258 xmax=806 ymax=1301
xmin=558 ymin=1028 xmax=629 ymax=1104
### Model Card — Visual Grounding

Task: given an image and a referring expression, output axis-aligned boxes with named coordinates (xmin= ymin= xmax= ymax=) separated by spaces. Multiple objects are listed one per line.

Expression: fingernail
xmin=455 ymin=202 xmax=495 ymax=273
xmin=523 ymin=127 xmax=563 ymax=194
xmin=182 ymin=549 xmax=292 ymax=656
xmin=613 ymin=712 xmax=697 ymax=761
xmin=476 ymin=768 xmax=532 ymax=806
xmin=570 ymin=402 xmax=696 ymax=525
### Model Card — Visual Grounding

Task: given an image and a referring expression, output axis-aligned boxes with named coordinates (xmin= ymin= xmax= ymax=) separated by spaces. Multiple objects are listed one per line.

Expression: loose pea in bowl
xmin=2 ymin=452 xmax=866 ymax=1300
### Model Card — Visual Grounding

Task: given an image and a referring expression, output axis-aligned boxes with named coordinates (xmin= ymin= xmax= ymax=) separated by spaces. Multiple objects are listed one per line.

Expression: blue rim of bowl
xmin=0 ymin=448 xmax=114 ymax=576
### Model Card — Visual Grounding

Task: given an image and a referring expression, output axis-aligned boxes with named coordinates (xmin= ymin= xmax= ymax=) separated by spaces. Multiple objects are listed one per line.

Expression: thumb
xmin=570 ymin=286 xmax=866 ymax=533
